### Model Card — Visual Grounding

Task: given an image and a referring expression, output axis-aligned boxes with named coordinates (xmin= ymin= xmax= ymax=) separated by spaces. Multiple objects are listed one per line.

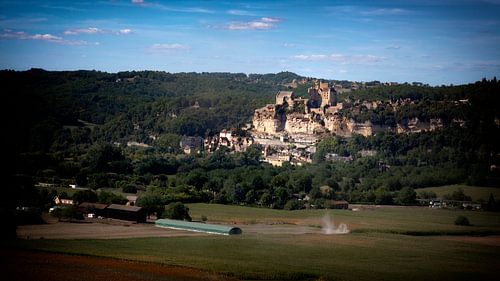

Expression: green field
xmin=13 ymin=204 xmax=500 ymax=281
xmin=188 ymin=203 xmax=500 ymax=235
xmin=416 ymin=185 xmax=500 ymax=202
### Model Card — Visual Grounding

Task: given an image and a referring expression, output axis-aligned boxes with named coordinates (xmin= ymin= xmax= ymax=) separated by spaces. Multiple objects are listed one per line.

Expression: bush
xmin=15 ymin=208 xmax=44 ymax=225
xmin=396 ymin=187 xmax=416 ymax=205
xmin=51 ymin=206 xmax=84 ymax=220
xmin=72 ymin=190 xmax=97 ymax=204
xmin=454 ymin=215 xmax=470 ymax=226
xmin=122 ymin=184 xmax=138 ymax=194
xmin=201 ymin=215 xmax=208 ymax=222
xmin=284 ymin=199 xmax=302 ymax=210
xmin=98 ymin=191 xmax=127 ymax=205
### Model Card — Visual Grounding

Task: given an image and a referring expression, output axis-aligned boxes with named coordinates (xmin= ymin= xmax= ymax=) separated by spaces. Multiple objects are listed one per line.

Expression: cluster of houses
xmin=180 ymin=130 xmax=256 ymax=155
xmin=180 ymin=128 xmax=351 ymax=167
xmin=417 ymin=198 xmax=483 ymax=210
xmin=52 ymin=195 xmax=146 ymax=223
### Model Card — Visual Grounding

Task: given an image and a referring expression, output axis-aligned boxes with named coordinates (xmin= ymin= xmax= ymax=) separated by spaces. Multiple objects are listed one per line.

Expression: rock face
xmin=252 ymin=104 xmax=285 ymax=134
xmin=396 ymin=117 xmax=444 ymax=134
xmin=324 ymin=115 xmax=353 ymax=137
xmin=284 ymin=113 xmax=323 ymax=134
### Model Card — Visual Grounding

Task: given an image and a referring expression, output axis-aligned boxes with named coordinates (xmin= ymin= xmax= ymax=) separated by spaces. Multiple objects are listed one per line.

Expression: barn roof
xmin=155 ymin=219 xmax=242 ymax=235
xmin=107 ymin=204 xmax=143 ymax=212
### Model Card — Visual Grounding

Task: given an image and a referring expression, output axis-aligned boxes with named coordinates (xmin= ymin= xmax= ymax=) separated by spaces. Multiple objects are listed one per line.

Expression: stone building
xmin=307 ymin=82 xmax=337 ymax=109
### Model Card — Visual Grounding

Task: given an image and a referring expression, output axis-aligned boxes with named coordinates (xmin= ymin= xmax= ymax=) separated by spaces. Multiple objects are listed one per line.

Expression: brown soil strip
xmin=437 ymin=235 xmax=500 ymax=246
xmin=2 ymin=249 xmax=236 ymax=281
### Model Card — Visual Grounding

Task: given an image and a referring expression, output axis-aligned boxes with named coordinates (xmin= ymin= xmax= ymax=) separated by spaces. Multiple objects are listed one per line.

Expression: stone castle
xmin=252 ymin=81 xmax=376 ymax=137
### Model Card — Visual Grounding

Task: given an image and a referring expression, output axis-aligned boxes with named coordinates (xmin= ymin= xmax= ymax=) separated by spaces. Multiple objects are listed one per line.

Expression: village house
xmin=54 ymin=196 xmax=74 ymax=205
xmin=180 ymin=135 xmax=204 ymax=154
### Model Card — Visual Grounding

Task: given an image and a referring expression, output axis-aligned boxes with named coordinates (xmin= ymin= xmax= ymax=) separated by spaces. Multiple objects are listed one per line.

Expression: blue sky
xmin=1 ymin=0 xmax=499 ymax=85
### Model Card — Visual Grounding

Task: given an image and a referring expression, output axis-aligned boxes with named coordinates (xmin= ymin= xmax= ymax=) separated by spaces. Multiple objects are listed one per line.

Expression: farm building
xmin=78 ymin=202 xmax=107 ymax=217
xmin=54 ymin=196 xmax=74 ymax=205
xmin=126 ymin=195 xmax=138 ymax=206
xmin=155 ymin=219 xmax=242 ymax=235
xmin=331 ymin=200 xmax=349 ymax=209
xmin=106 ymin=204 xmax=146 ymax=223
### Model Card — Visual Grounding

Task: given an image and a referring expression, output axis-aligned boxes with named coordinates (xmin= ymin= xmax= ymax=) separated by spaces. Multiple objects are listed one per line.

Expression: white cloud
xmin=224 ymin=17 xmax=282 ymax=30
xmin=64 ymin=27 xmax=105 ymax=35
xmin=64 ymin=27 xmax=133 ymax=36
xmin=32 ymin=34 xmax=63 ymax=41
xmin=360 ymin=8 xmax=408 ymax=16
xmin=0 ymin=29 xmax=98 ymax=45
xmin=227 ymin=9 xmax=256 ymax=16
xmin=118 ymin=29 xmax=132 ymax=35
xmin=148 ymin=43 xmax=190 ymax=53
xmin=282 ymin=43 xmax=296 ymax=48
xmin=386 ymin=45 xmax=401 ymax=50
xmin=292 ymin=53 xmax=384 ymax=64
xmin=129 ymin=0 xmax=213 ymax=13
xmin=260 ymin=17 xmax=281 ymax=23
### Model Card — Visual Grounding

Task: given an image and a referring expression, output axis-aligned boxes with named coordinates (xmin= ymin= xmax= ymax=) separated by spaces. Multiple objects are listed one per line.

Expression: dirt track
xmin=17 ymin=219 xmax=328 ymax=239
xmin=2 ymin=249 xmax=236 ymax=281
xmin=17 ymin=221 xmax=207 ymax=239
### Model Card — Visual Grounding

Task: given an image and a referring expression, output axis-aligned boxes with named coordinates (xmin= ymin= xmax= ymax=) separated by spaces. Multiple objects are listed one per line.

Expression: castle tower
xmin=307 ymin=81 xmax=337 ymax=108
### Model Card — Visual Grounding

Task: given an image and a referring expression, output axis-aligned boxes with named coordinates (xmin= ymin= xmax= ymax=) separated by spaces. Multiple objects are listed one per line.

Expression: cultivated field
xmin=10 ymin=203 xmax=500 ymax=281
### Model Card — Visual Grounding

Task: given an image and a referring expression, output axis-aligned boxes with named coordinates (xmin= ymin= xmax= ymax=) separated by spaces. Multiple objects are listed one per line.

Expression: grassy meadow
xmin=415 ymin=185 xmax=500 ymax=202
xmin=188 ymin=203 xmax=500 ymax=235
xmin=13 ymin=203 xmax=500 ymax=281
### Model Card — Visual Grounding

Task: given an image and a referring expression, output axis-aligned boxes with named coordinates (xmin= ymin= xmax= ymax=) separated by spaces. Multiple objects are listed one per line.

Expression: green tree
xmin=84 ymin=143 xmax=131 ymax=174
xmin=454 ymin=215 xmax=470 ymax=226
xmin=396 ymin=187 xmax=416 ymax=205
xmin=245 ymin=190 xmax=256 ymax=204
xmin=122 ymin=184 xmax=138 ymax=194
xmin=284 ymin=199 xmax=301 ymax=210
xmin=162 ymin=202 xmax=192 ymax=221
xmin=136 ymin=190 xmax=164 ymax=217
xmin=259 ymin=192 xmax=272 ymax=206
xmin=375 ymin=187 xmax=393 ymax=205
xmin=184 ymin=168 xmax=208 ymax=190
xmin=97 ymin=191 xmax=127 ymax=205
xmin=486 ymin=193 xmax=496 ymax=211
xmin=72 ymin=190 xmax=97 ymax=204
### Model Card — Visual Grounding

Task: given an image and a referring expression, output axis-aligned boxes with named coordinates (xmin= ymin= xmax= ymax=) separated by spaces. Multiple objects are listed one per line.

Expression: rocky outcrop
xmin=397 ymin=117 xmax=444 ymax=134
xmin=284 ymin=113 xmax=323 ymax=134
xmin=252 ymin=89 xmax=448 ymax=138
xmin=324 ymin=115 xmax=353 ymax=137
xmin=253 ymin=104 xmax=285 ymax=133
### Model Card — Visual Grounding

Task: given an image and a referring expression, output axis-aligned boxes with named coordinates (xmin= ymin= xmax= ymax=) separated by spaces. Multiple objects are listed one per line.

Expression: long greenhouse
xmin=155 ymin=219 xmax=242 ymax=235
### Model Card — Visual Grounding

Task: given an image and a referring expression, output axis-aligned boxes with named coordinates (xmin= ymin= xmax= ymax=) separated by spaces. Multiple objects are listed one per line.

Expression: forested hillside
xmin=4 ymin=69 xmax=500 ymax=217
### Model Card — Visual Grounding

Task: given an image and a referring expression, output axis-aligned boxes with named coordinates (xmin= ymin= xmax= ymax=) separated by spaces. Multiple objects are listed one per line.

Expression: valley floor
xmin=9 ymin=204 xmax=500 ymax=281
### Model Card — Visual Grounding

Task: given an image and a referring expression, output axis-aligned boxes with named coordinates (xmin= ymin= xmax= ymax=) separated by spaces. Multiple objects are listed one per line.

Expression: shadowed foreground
xmin=3 ymin=249 xmax=235 ymax=281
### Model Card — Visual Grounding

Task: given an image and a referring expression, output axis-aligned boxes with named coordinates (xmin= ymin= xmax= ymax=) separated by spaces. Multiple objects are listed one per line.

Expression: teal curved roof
xmin=155 ymin=219 xmax=242 ymax=235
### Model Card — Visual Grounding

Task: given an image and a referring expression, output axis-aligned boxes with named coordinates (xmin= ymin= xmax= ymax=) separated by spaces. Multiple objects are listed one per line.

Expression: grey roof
xmin=107 ymin=204 xmax=143 ymax=212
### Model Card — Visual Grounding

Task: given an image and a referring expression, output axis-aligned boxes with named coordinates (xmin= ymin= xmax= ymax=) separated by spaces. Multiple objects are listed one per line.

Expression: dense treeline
xmin=4 ymin=69 xmax=500 ymax=220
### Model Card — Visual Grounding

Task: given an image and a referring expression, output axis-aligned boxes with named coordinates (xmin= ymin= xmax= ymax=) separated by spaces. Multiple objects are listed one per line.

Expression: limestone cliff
xmin=253 ymin=104 xmax=285 ymax=134
xmin=284 ymin=113 xmax=324 ymax=134
xmin=252 ymin=87 xmax=446 ymax=138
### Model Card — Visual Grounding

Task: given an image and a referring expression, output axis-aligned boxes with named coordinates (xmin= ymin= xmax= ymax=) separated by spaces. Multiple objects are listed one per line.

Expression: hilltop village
xmin=179 ymin=81 xmax=461 ymax=166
